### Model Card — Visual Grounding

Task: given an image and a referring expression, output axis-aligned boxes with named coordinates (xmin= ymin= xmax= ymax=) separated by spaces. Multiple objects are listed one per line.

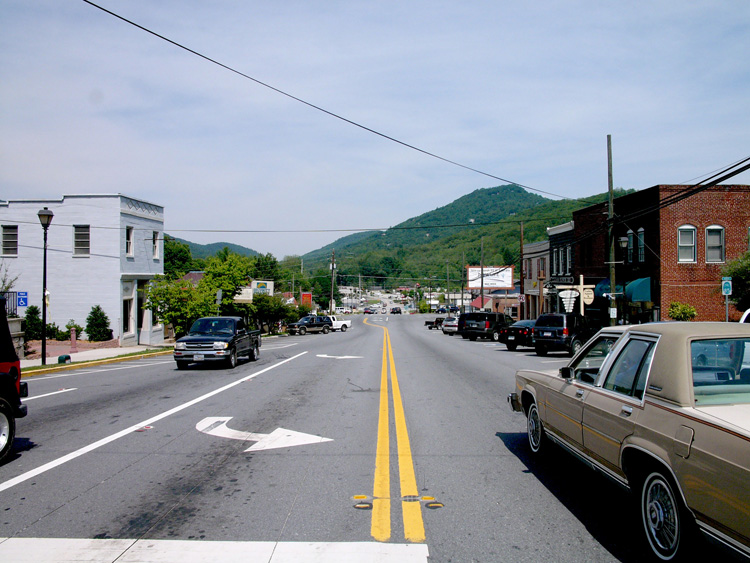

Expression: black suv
xmin=462 ymin=312 xmax=515 ymax=341
xmin=533 ymin=313 xmax=596 ymax=356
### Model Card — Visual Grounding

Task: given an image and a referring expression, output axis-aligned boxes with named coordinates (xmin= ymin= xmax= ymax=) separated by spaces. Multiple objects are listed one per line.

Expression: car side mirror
xmin=238 ymin=328 xmax=246 ymax=335
xmin=560 ymin=366 xmax=574 ymax=379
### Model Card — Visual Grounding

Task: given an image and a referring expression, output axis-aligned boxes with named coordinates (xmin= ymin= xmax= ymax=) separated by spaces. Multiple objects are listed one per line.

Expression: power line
xmin=82 ymin=0 xmax=567 ymax=200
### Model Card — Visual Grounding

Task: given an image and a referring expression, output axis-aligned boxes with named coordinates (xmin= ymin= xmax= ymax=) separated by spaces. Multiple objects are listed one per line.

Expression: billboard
xmin=300 ymin=291 xmax=313 ymax=307
xmin=466 ymin=266 xmax=514 ymax=290
xmin=252 ymin=280 xmax=274 ymax=296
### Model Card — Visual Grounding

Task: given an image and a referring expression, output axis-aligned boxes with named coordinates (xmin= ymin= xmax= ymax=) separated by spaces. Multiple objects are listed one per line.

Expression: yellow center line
xmin=365 ymin=318 xmax=425 ymax=543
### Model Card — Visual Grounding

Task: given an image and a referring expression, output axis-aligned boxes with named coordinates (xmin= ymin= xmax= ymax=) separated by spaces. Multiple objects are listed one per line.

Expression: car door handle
xmin=575 ymin=389 xmax=585 ymax=398
xmin=621 ymin=406 xmax=633 ymax=417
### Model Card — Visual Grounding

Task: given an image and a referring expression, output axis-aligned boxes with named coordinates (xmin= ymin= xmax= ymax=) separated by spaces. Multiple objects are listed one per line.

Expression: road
xmin=1 ymin=314 xmax=647 ymax=562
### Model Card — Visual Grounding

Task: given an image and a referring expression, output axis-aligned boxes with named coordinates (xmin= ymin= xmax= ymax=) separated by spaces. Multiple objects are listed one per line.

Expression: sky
xmin=2 ymin=1 xmax=749 ymax=259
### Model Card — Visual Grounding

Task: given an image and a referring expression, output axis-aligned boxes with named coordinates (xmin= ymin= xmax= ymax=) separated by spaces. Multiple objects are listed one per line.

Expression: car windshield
xmin=188 ymin=319 xmax=233 ymax=336
xmin=692 ymin=338 xmax=750 ymax=405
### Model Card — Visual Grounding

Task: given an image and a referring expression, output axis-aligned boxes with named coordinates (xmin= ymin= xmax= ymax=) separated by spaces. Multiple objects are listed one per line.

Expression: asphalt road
xmin=1 ymin=314 xmax=653 ymax=562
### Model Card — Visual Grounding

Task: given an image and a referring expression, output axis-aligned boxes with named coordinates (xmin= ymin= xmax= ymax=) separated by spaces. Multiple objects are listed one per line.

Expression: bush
xmin=24 ymin=305 xmax=42 ymax=340
xmin=64 ymin=319 xmax=84 ymax=340
xmin=668 ymin=301 xmax=697 ymax=321
xmin=86 ymin=305 xmax=112 ymax=341
xmin=46 ymin=322 xmax=65 ymax=341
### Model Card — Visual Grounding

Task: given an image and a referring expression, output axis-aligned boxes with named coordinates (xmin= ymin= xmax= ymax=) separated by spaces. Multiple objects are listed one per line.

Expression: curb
xmin=22 ymin=348 xmax=174 ymax=378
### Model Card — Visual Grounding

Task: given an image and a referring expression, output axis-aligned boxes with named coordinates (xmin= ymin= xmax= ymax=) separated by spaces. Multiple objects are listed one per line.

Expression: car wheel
xmin=492 ymin=331 xmax=500 ymax=342
xmin=506 ymin=343 xmax=517 ymax=351
xmin=341 ymin=325 xmax=347 ymax=332
xmin=175 ymin=361 xmax=189 ymax=370
xmin=640 ymin=470 xmax=690 ymax=561
xmin=526 ymin=402 xmax=546 ymax=455
xmin=535 ymin=345 xmax=548 ymax=356
xmin=250 ymin=343 xmax=260 ymax=361
xmin=0 ymin=399 xmax=16 ymax=464
xmin=226 ymin=347 xmax=237 ymax=369
xmin=299 ymin=327 xmax=307 ymax=335
xmin=569 ymin=339 xmax=583 ymax=357
xmin=322 ymin=326 xmax=330 ymax=334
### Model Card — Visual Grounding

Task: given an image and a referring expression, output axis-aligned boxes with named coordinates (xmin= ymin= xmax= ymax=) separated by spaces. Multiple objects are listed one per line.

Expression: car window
xmin=603 ymin=339 xmax=655 ymax=399
xmin=537 ymin=315 xmax=563 ymax=327
xmin=568 ymin=334 xmax=620 ymax=384
xmin=692 ymin=338 xmax=750 ymax=405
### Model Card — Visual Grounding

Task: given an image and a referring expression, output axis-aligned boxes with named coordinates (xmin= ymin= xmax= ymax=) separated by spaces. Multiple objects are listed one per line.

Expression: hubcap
xmin=0 ymin=414 xmax=9 ymax=449
xmin=644 ymin=477 xmax=678 ymax=555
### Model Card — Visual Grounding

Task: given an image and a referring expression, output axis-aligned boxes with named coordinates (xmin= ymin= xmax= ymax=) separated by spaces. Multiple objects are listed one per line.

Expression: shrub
xmin=86 ymin=305 xmax=112 ymax=341
xmin=668 ymin=301 xmax=697 ymax=321
xmin=24 ymin=305 xmax=42 ymax=340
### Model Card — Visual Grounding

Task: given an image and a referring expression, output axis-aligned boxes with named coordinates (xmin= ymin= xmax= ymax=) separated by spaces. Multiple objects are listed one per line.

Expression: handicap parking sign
xmin=17 ymin=292 xmax=28 ymax=307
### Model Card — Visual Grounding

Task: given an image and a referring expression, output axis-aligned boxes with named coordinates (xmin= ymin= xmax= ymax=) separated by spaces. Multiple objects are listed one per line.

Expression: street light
xmin=37 ymin=207 xmax=53 ymax=366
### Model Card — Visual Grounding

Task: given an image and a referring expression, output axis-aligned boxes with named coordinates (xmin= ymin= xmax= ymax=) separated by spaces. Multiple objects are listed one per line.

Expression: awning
xmin=625 ymin=277 xmax=651 ymax=302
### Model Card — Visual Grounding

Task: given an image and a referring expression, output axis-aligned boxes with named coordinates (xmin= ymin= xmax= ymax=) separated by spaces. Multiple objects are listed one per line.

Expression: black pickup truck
xmin=1 ymin=296 xmax=27 ymax=464
xmin=287 ymin=316 xmax=333 ymax=335
xmin=173 ymin=316 xmax=261 ymax=369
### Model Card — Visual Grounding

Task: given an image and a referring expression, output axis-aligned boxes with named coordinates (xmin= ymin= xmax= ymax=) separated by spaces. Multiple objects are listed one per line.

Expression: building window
xmin=152 ymin=231 xmax=159 ymax=259
xmin=74 ymin=225 xmax=90 ymax=256
xmin=677 ymin=225 xmax=696 ymax=263
xmin=2 ymin=225 xmax=18 ymax=256
xmin=637 ymin=228 xmax=645 ymax=263
xmin=539 ymin=257 xmax=546 ymax=279
xmin=706 ymin=226 xmax=725 ymax=263
xmin=125 ymin=226 xmax=134 ymax=256
xmin=627 ymin=230 xmax=634 ymax=263
xmin=565 ymin=245 xmax=571 ymax=274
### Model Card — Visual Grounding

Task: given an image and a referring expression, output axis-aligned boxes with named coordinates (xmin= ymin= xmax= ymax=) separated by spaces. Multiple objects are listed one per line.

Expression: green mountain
xmin=169 ymin=237 xmax=260 ymax=260
xmin=302 ymin=184 xmax=621 ymax=288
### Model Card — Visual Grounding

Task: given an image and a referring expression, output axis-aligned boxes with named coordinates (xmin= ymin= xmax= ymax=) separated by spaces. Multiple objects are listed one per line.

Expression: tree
xmin=202 ymin=251 xmax=253 ymax=316
xmin=249 ymin=294 xmax=289 ymax=333
xmin=86 ymin=305 xmax=113 ymax=341
xmin=0 ymin=260 xmax=18 ymax=292
xmin=722 ymin=251 xmax=750 ymax=312
xmin=143 ymin=277 xmax=215 ymax=338
xmin=164 ymin=236 xmax=194 ymax=280
xmin=253 ymin=253 xmax=281 ymax=281
xmin=24 ymin=305 xmax=42 ymax=340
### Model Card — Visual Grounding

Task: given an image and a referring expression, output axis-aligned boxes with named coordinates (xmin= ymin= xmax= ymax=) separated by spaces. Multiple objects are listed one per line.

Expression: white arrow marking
xmin=316 ymin=354 xmax=363 ymax=359
xmin=196 ymin=417 xmax=333 ymax=452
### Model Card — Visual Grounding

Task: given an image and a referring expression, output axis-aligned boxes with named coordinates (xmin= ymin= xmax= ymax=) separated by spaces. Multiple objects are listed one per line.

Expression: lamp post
xmin=37 ymin=207 xmax=54 ymax=365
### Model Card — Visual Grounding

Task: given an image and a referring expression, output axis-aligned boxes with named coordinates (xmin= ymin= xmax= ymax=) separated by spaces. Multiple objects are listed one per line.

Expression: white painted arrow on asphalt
xmin=316 ymin=354 xmax=363 ymax=359
xmin=196 ymin=417 xmax=333 ymax=452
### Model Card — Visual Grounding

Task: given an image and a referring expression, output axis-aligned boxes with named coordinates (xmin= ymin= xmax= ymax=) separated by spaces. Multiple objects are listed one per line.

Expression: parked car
xmin=441 ymin=317 xmax=458 ymax=335
xmin=508 ymin=322 xmax=750 ymax=560
xmin=327 ymin=315 xmax=353 ymax=332
xmin=463 ymin=312 xmax=514 ymax=341
xmin=425 ymin=317 xmax=445 ymax=330
xmin=449 ymin=305 xmax=460 ymax=314
xmin=0 ymin=296 xmax=27 ymax=464
xmin=498 ymin=319 xmax=536 ymax=350
xmin=390 ymin=307 xmax=402 ymax=314
xmin=363 ymin=308 xmax=375 ymax=314
xmin=533 ymin=313 xmax=596 ymax=356
xmin=174 ymin=316 xmax=261 ymax=369
xmin=287 ymin=316 xmax=333 ymax=335
xmin=436 ymin=307 xmax=448 ymax=314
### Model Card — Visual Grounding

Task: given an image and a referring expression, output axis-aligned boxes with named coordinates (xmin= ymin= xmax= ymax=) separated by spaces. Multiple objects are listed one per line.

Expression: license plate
xmin=194 ymin=354 xmax=205 ymax=361
xmin=543 ymin=332 xmax=552 ymax=337
xmin=508 ymin=336 xmax=515 ymax=340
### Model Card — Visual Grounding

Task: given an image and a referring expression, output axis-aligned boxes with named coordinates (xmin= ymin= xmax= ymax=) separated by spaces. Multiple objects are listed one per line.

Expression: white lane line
xmin=23 ymin=388 xmax=77 ymax=401
xmin=0 ymin=538 xmax=429 ymax=562
xmin=35 ymin=361 xmax=171 ymax=380
xmin=0 ymin=352 xmax=308 ymax=494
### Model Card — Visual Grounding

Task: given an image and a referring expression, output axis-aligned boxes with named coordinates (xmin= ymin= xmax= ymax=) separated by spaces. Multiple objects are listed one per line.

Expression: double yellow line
xmin=368 ymin=322 xmax=425 ymax=543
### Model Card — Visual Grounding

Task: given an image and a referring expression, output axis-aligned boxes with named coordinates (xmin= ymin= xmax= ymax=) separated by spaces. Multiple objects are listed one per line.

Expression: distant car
xmin=363 ymin=308 xmax=374 ymax=314
xmin=441 ymin=317 xmax=458 ymax=335
xmin=174 ymin=316 xmax=261 ymax=369
xmin=390 ymin=307 xmax=402 ymax=314
xmin=382 ymin=308 xmax=387 ymax=314
xmin=533 ymin=313 xmax=597 ymax=356
xmin=463 ymin=312 xmax=514 ymax=341
xmin=499 ymin=319 xmax=536 ymax=350
xmin=509 ymin=322 xmax=750 ymax=560
xmin=449 ymin=305 xmax=460 ymax=313
xmin=436 ymin=307 xmax=447 ymax=314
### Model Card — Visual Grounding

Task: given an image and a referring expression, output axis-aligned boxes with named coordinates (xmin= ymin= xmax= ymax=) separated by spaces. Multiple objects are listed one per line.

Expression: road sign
xmin=722 ymin=280 xmax=732 ymax=296
xmin=17 ymin=292 xmax=28 ymax=307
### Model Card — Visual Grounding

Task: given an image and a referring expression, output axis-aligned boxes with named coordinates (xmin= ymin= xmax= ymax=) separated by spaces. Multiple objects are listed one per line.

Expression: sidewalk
xmin=21 ymin=340 xmax=173 ymax=369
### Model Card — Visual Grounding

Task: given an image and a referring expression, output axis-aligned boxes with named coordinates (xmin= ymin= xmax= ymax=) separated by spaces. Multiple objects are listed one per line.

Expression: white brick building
xmin=0 ymin=194 xmax=164 ymax=346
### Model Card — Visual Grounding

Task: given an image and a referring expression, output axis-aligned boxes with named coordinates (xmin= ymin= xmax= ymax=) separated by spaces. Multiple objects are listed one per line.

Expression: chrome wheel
xmin=226 ymin=348 xmax=237 ymax=369
xmin=250 ymin=344 xmax=259 ymax=361
xmin=641 ymin=471 xmax=681 ymax=560
xmin=527 ymin=403 xmax=544 ymax=454
xmin=0 ymin=400 xmax=15 ymax=464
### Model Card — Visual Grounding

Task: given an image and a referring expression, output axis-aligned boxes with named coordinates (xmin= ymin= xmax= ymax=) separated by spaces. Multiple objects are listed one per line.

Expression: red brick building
xmin=572 ymin=185 xmax=750 ymax=323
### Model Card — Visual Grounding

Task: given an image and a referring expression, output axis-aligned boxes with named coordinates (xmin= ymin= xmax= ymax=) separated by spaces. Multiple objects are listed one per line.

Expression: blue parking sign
xmin=17 ymin=291 xmax=27 ymax=307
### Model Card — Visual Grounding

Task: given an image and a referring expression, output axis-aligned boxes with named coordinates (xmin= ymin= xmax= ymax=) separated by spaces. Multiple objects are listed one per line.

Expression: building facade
xmin=522 ymin=240 xmax=549 ymax=319
xmin=0 ymin=194 xmax=164 ymax=346
xmin=573 ymin=184 xmax=750 ymax=323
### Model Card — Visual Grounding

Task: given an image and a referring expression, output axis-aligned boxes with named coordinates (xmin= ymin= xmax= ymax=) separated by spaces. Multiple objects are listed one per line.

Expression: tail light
xmin=485 ymin=321 xmax=491 ymax=329
xmin=563 ymin=328 xmax=569 ymax=336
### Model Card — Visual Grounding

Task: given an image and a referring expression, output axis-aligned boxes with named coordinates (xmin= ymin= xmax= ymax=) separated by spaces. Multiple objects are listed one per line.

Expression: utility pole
xmin=519 ymin=221 xmax=525 ymax=320
xmin=461 ymin=251 xmax=465 ymax=312
xmin=446 ymin=261 xmax=450 ymax=309
xmin=608 ymin=135 xmax=616 ymax=326
xmin=329 ymin=249 xmax=335 ymax=315
xmin=480 ymin=237 xmax=484 ymax=312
